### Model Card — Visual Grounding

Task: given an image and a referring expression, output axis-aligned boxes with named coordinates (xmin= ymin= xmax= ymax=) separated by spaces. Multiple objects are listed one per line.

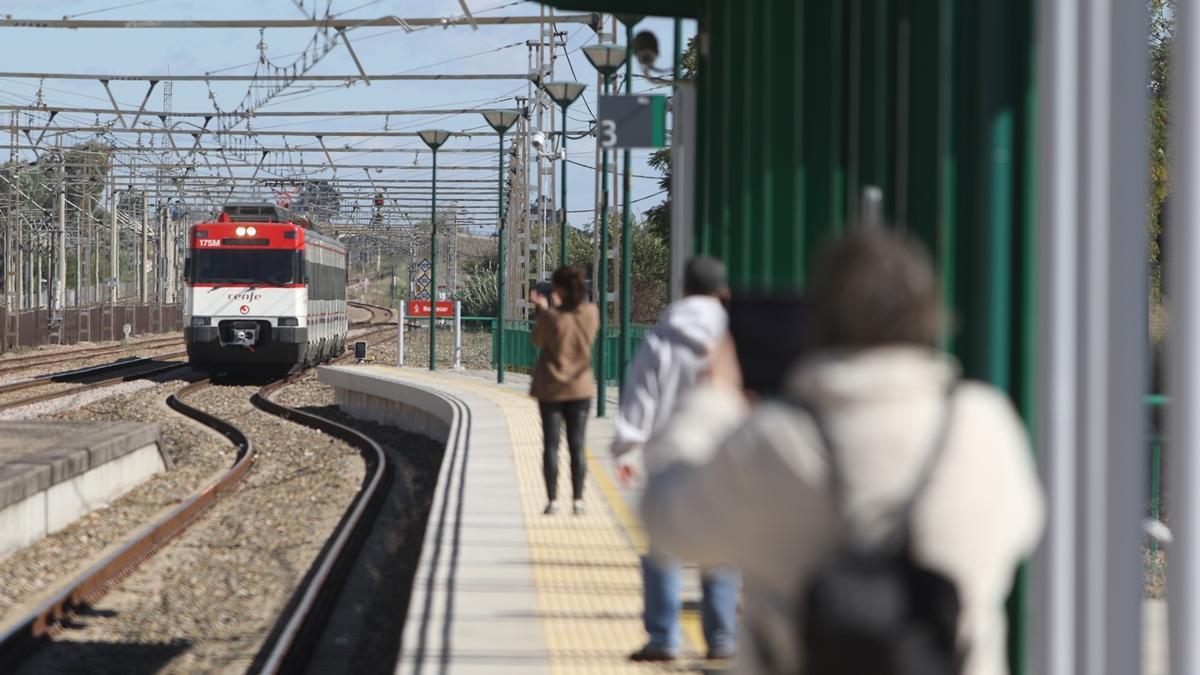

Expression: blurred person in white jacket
xmin=641 ymin=230 xmax=1044 ymax=675
xmin=612 ymin=256 xmax=739 ymax=663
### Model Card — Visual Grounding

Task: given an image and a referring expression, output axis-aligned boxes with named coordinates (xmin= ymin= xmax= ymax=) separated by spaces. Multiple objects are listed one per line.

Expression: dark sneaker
xmin=706 ymin=648 xmax=735 ymax=661
xmin=629 ymin=644 xmax=676 ymax=662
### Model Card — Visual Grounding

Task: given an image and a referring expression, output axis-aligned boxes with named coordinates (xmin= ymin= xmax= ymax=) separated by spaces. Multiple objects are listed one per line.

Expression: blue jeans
xmin=641 ymin=551 xmax=739 ymax=655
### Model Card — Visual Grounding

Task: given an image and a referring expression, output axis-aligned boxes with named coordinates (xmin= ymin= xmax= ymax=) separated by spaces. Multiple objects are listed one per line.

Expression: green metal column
xmin=496 ymin=132 xmax=507 ymax=383
xmin=618 ymin=18 xmax=638 ymax=397
xmin=560 ymin=104 xmax=570 ymax=267
xmin=429 ymin=147 xmax=438 ymax=371
xmin=597 ymin=72 xmax=612 ymax=417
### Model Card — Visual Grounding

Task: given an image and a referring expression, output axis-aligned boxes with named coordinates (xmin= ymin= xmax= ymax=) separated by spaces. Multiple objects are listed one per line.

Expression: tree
xmin=1149 ymin=0 xmax=1173 ymax=306
xmin=458 ymin=258 xmax=499 ymax=317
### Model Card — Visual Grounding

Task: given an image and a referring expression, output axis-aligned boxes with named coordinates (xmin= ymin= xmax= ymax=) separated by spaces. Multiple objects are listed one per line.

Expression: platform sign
xmin=597 ymin=94 xmax=668 ymax=149
xmin=407 ymin=299 xmax=454 ymax=318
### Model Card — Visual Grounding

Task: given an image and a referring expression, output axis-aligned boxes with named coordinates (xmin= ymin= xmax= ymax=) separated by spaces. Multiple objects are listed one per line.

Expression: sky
xmin=0 ymin=0 xmax=695 ymax=234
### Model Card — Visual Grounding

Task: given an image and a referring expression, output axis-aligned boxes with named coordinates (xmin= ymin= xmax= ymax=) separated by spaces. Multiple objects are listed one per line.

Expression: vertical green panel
xmin=830 ymin=3 xmax=845 ymax=240
xmin=758 ymin=0 xmax=775 ymax=286
xmin=845 ymin=0 xmax=862 ymax=227
xmin=741 ymin=0 xmax=764 ymax=289
xmin=801 ymin=1 xmax=845 ymax=282
xmin=766 ymin=0 xmax=799 ymax=285
xmin=905 ymin=0 xmax=939 ymax=250
xmin=949 ymin=0 xmax=978 ymax=362
xmin=857 ymin=0 xmax=878 ymax=196
xmin=716 ymin=1 xmax=734 ymax=268
xmin=936 ymin=0 xmax=955 ymax=351
xmin=792 ymin=0 xmax=807 ymax=284
xmin=726 ymin=3 xmax=747 ymax=284
xmin=651 ymin=96 xmax=667 ymax=146
xmin=971 ymin=0 xmax=1013 ymax=390
xmin=694 ymin=11 xmax=712 ymax=254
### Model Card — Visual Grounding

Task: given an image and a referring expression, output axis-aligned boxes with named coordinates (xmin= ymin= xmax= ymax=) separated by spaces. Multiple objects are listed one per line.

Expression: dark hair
xmin=683 ymin=256 xmax=728 ymax=296
xmin=807 ymin=228 xmax=941 ymax=349
xmin=551 ymin=265 xmax=588 ymax=311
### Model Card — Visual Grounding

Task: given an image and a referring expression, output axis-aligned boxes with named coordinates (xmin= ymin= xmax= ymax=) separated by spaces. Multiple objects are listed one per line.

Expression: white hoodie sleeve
xmin=610 ymin=336 xmax=663 ymax=461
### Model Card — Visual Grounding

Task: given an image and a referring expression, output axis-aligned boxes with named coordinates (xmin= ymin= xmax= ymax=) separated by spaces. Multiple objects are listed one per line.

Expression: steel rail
xmin=0 ymin=353 xmax=189 ymax=411
xmin=0 ymin=376 xmax=250 ymax=671
xmin=248 ymin=367 xmax=391 ymax=673
xmin=0 ymin=336 xmax=183 ymax=377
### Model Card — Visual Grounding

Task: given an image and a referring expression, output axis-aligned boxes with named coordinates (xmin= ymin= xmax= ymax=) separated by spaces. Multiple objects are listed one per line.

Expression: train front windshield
xmin=189 ymin=249 xmax=301 ymax=285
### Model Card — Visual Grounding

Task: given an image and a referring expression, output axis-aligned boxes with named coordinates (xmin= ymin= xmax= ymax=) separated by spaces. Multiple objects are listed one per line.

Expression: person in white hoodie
xmin=641 ymin=230 xmax=1044 ymax=675
xmin=612 ymin=256 xmax=739 ymax=663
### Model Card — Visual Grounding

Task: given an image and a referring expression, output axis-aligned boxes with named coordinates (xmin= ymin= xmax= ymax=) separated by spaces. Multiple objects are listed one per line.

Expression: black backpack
xmin=795 ymin=389 xmax=964 ymax=675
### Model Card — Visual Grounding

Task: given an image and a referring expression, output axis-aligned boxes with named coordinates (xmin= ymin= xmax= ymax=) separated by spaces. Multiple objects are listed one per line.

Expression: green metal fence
xmin=501 ymin=320 xmax=652 ymax=382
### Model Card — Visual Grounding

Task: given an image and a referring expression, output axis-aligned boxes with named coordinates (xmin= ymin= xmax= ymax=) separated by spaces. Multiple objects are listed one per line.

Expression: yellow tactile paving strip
xmin=397 ymin=368 xmax=705 ymax=674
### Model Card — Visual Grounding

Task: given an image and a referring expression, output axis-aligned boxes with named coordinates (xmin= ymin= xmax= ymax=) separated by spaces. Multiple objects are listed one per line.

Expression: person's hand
xmin=530 ymin=290 xmax=549 ymax=311
xmin=706 ymin=333 xmax=744 ymax=393
xmin=616 ymin=461 xmax=639 ymax=488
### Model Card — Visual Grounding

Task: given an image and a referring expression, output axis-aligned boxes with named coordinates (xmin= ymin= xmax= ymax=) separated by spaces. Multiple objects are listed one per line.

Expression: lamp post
xmin=418 ymin=128 xmax=451 ymax=371
xmin=542 ymin=81 xmax=587 ymax=268
xmin=583 ymin=43 xmax=627 ymax=418
xmin=618 ymin=15 xmax=642 ymax=399
xmin=482 ymin=109 xmax=521 ymax=384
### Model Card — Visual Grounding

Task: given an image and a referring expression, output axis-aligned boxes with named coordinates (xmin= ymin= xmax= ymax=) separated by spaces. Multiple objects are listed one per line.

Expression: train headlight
xmin=246 ymin=226 xmax=257 ymax=236
xmin=277 ymin=317 xmax=299 ymax=327
xmin=235 ymin=226 xmax=247 ymax=237
xmin=191 ymin=316 xmax=211 ymax=327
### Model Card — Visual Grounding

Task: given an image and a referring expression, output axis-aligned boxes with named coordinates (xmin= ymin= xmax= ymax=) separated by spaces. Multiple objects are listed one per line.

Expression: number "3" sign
xmin=598 ymin=119 xmax=618 ymax=149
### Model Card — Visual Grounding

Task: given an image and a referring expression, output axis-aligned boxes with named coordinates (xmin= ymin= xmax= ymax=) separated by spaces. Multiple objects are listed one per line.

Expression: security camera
xmin=633 ymin=30 xmax=659 ymax=69
xmin=531 ymin=131 xmax=547 ymax=151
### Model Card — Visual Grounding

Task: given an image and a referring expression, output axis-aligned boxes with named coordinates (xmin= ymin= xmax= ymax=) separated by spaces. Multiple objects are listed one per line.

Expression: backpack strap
xmin=794 ymin=382 xmax=959 ymax=524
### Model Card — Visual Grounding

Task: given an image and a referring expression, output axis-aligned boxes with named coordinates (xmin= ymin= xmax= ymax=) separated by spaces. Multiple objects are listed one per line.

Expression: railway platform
xmin=319 ymin=364 xmax=718 ymax=674
xmin=0 ymin=420 xmax=165 ymax=560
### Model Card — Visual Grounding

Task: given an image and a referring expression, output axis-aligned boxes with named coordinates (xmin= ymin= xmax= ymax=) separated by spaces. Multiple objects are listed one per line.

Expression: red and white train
xmin=184 ymin=203 xmax=348 ymax=372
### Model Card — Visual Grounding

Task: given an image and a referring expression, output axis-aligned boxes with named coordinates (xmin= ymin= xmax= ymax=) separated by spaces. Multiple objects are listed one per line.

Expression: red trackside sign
xmin=407 ymin=300 xmax=454 ymax=318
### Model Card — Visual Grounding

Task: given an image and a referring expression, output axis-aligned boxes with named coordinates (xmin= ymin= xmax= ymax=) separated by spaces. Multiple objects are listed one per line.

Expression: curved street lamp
xmin=418 ymin=128 xmax=451 ymax=370
xmin=582 ymin=45 xmax=626 ymax=418
xmin=541 ymin=81 xmax=586 ymax=268
xmin=481 ymin=109 xmax=521 ymax=384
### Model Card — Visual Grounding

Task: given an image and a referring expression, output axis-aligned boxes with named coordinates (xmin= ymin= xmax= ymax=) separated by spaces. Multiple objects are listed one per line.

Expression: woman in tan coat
xmin=530 ymin=266 xmax=599 ymax=515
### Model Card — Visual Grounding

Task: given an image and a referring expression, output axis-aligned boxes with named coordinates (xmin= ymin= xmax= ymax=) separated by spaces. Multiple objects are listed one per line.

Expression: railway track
xmin=0 ymin=335 xmax=185 ymax=380
xmin=0 ymin=353 xmax=190 ymax=412
xmin=348 ymin=300 xmax=396 ymax=326
xmin=0 ymin=324 xmax=398 ymax=672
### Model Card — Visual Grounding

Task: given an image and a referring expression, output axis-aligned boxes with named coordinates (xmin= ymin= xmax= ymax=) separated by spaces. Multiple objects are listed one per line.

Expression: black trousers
xmin=538 ymin=398 xmax=591 ymax=501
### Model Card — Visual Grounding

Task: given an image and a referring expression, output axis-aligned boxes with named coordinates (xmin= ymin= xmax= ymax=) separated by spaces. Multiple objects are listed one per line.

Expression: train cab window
xmin=190 ymin=249 xmax=300 ymax=285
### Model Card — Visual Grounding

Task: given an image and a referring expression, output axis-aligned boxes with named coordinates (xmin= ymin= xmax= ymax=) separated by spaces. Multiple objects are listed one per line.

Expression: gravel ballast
xmin=0 ymin=371 xmax=220 ymax=620
xmin=14 ymin=378 xmax=368 ymax=674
